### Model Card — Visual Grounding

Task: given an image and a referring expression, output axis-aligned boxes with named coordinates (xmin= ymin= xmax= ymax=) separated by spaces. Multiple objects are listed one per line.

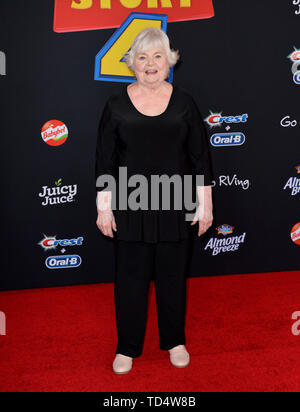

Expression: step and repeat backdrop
xmin=0 ymin=0 xmax=299 ymax=290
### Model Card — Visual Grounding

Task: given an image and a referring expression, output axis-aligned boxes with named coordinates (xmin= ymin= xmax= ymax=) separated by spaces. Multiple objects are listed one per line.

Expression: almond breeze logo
xmin=283 ymin=166 xmax=300 ymax=196
xmin=204 ymin=224 xmax=246 ymax=256
xmin=205 ymin=112 xmax=247 ymax=147
xmin=288 ymin=48 xmax=300 ymax=84
xmin=39 ymin=179 xmax=77 ymax=206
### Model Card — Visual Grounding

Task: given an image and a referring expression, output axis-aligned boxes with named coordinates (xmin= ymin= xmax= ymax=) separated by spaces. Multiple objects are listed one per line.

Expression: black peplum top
xmin=95 ymin=84 xmax=214 ymax=243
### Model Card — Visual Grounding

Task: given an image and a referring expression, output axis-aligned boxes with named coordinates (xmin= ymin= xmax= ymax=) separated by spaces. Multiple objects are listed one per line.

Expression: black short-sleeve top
xmin=95 ymin=84 xmax=214 ymax=243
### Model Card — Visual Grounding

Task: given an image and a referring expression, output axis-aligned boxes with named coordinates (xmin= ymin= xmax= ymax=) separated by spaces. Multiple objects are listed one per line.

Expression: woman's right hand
xmin=96 ymin=210 xmax=117 ymax=238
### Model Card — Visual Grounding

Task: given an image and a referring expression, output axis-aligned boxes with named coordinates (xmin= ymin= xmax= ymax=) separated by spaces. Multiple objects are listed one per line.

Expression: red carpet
xmin=0 ymin=271 xmax=300 ymax=392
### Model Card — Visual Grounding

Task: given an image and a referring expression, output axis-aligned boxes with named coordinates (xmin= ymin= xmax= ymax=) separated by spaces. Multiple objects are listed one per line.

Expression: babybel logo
xmin=291 ymin=222 xmax=300 ymax=245
xmin=53 ymin=0 xmax=214 ymax=32
xmin=41 ymin=120 xmax=68 ymax=146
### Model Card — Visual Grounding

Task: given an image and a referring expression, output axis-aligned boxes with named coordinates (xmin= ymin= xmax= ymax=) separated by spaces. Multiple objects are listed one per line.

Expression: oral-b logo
xmin=45 ymin=255 xmax=82 ymax=269
xmin=210 ymin=133 xmax=245 ymax=147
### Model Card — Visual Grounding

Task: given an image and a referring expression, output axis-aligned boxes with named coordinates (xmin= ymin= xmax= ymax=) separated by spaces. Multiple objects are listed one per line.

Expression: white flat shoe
xmin=168 ymin=345 xmax=190 ymax=368
xmin=113 ymin=354 xmax=133 ymax=375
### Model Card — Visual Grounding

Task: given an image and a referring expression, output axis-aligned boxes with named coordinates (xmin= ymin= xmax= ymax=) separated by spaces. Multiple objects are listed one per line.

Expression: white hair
xmin=123 ymin=27 xmax=180 ymax=72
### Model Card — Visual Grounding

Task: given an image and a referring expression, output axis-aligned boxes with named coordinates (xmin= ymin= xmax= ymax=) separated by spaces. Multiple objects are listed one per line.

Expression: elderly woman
xmin=95 ymin=28 xmax=213 ymax=374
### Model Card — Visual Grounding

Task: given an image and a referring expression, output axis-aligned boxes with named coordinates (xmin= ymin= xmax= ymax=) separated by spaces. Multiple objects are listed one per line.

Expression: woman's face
xmin=133 ymin=46 xmax=169 ymax=86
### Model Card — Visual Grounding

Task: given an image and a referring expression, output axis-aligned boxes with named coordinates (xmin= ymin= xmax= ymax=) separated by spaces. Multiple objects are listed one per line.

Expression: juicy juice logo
xmin=39 ymin=179 xmax=77 ymax=206
xmin=41 ymin=120 xmax=68 ymax=146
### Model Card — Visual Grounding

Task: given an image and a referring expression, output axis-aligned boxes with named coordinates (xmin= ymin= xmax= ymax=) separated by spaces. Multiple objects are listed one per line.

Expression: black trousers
xmin=113 ymin=238 xmax=193 ymax=358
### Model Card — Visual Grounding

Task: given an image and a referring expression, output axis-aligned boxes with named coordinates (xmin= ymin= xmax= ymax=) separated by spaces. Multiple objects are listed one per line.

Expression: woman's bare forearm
xmin=196 ymin=185 xmax=213 ymax=210
xmin=97 ymin=191 xmax=112 ymax=213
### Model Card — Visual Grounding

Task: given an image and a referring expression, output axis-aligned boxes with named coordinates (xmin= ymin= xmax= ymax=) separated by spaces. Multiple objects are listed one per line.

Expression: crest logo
xmin=205 ymin=112 xmax=248 ymax=128
xmin=38 ymin=235 xmax=84 ymax=250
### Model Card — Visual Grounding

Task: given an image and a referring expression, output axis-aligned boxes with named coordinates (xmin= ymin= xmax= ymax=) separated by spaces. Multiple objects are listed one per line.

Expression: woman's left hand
xmin=191 ymin=205 xmax=213 ymax=237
